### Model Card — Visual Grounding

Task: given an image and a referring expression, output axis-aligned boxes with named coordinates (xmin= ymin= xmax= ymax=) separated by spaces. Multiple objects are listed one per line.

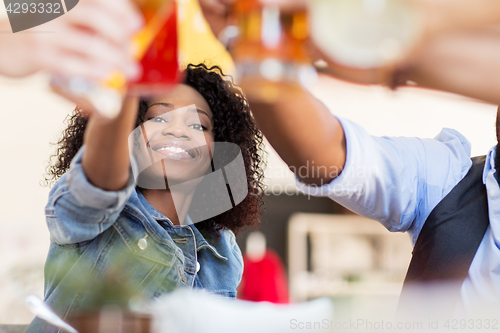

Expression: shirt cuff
xmin=295 ymin=116 xmax=361 ymax=198
xmin=66 ymin=146 xmax=137 ymax=210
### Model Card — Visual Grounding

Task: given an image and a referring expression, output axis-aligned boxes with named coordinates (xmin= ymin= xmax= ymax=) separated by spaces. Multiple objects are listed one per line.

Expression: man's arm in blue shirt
xmin=297 ymin=118 xmax=472 ymax=243
xmin=249 ymin=89 xmax=471 ymax=242
xmin=249 ymin=88 xmax=347 ymax=185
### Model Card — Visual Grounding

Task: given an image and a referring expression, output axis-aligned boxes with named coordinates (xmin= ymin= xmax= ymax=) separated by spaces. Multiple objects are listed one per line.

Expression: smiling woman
xmin=26 ymin=64 xmax=265 ymax=333
xmin=133 ymin=86 xmax=215 ymax=191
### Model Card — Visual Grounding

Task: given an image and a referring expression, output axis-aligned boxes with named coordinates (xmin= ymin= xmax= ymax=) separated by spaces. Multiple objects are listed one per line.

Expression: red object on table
xmin=239 ymin=249 xmax=289 ymax=304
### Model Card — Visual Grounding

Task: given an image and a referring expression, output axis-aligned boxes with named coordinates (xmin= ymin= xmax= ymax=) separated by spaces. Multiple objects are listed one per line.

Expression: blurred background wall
xmin=0 ymin=0 xmax=497 ymax=324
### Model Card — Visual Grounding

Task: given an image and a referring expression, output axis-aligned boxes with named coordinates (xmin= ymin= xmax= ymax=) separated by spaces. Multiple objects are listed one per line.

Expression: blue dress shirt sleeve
xmin=297 ymin=116 xmax=473 ymax=243
xmin=45 ymin=146 xmax=137 ymax=245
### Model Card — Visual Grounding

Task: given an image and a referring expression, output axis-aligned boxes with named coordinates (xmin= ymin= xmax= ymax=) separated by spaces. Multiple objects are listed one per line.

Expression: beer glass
xmin=226 ymin=0 xmax=317 ymax=102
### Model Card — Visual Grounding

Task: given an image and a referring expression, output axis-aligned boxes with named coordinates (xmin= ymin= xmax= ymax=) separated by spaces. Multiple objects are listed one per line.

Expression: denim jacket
xmin=26 ymin=148 xmax=244 ymax=333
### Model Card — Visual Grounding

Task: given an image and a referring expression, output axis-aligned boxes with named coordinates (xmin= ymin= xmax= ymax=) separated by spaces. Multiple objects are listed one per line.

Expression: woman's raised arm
xmin=82 ymin=97 xmax=139 ymax=191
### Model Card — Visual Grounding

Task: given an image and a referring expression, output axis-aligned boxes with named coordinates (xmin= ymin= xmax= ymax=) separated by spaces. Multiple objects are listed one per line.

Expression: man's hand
xmin=198 ymin=0 xmax=234 ymax=38
xmin=0 ymin=0 xmax=144 ymax=79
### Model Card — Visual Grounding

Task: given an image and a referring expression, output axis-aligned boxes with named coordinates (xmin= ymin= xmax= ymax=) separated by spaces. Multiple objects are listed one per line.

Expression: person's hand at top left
xmin=0 ymin=0 xmax=144 ymax=80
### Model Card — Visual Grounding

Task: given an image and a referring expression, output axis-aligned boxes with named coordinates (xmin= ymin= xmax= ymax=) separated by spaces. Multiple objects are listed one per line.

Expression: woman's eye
xmin=189 ymin=123 xmax=206 ymax=131
xmin=150 ymin=116 xmax=167 ymax=123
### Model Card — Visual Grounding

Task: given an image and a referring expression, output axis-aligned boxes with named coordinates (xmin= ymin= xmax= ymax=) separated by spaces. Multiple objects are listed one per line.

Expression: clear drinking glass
xmin=308 ymin=0 xmax=423 ymax=83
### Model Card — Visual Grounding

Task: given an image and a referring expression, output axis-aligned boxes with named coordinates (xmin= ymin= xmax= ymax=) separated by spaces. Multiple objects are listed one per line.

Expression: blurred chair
xmin=288 ymin=213 xmax=412 ymax=302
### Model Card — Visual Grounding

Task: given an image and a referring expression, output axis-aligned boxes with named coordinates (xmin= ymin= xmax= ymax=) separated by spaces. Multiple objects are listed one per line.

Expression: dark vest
xmin=398 ymin=156 xmax=489 ymax=317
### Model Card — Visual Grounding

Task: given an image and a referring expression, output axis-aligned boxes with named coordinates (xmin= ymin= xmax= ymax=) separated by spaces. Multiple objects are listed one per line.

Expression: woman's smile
xmin=151 ymin=140 xmax=200 ymax=160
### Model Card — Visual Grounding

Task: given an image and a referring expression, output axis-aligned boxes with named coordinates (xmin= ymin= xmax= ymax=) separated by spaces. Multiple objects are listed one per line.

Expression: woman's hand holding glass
xmin=0 ymin=0 xmax=144 ymax=80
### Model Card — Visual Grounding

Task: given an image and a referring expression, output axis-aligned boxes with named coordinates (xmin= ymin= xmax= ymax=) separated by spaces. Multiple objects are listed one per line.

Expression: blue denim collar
xmin=136 ymin=190 xmax=228 ymax=261
xmin=136 ymin=190 xmax=173 ymax=222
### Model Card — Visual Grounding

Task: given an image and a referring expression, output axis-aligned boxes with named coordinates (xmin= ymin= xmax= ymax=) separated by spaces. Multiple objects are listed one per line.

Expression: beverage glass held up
xmin=51 ymin=0 xmax=180 ymax=118
xmin=223 ymin=0 xmax=317 ymax=103
xmin=308 ymin=0 xmax=423 ymax=84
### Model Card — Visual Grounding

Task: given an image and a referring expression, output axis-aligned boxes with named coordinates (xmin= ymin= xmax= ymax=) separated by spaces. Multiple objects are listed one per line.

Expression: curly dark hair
xmin=46 ymin=63 xmax=265 ymax=234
